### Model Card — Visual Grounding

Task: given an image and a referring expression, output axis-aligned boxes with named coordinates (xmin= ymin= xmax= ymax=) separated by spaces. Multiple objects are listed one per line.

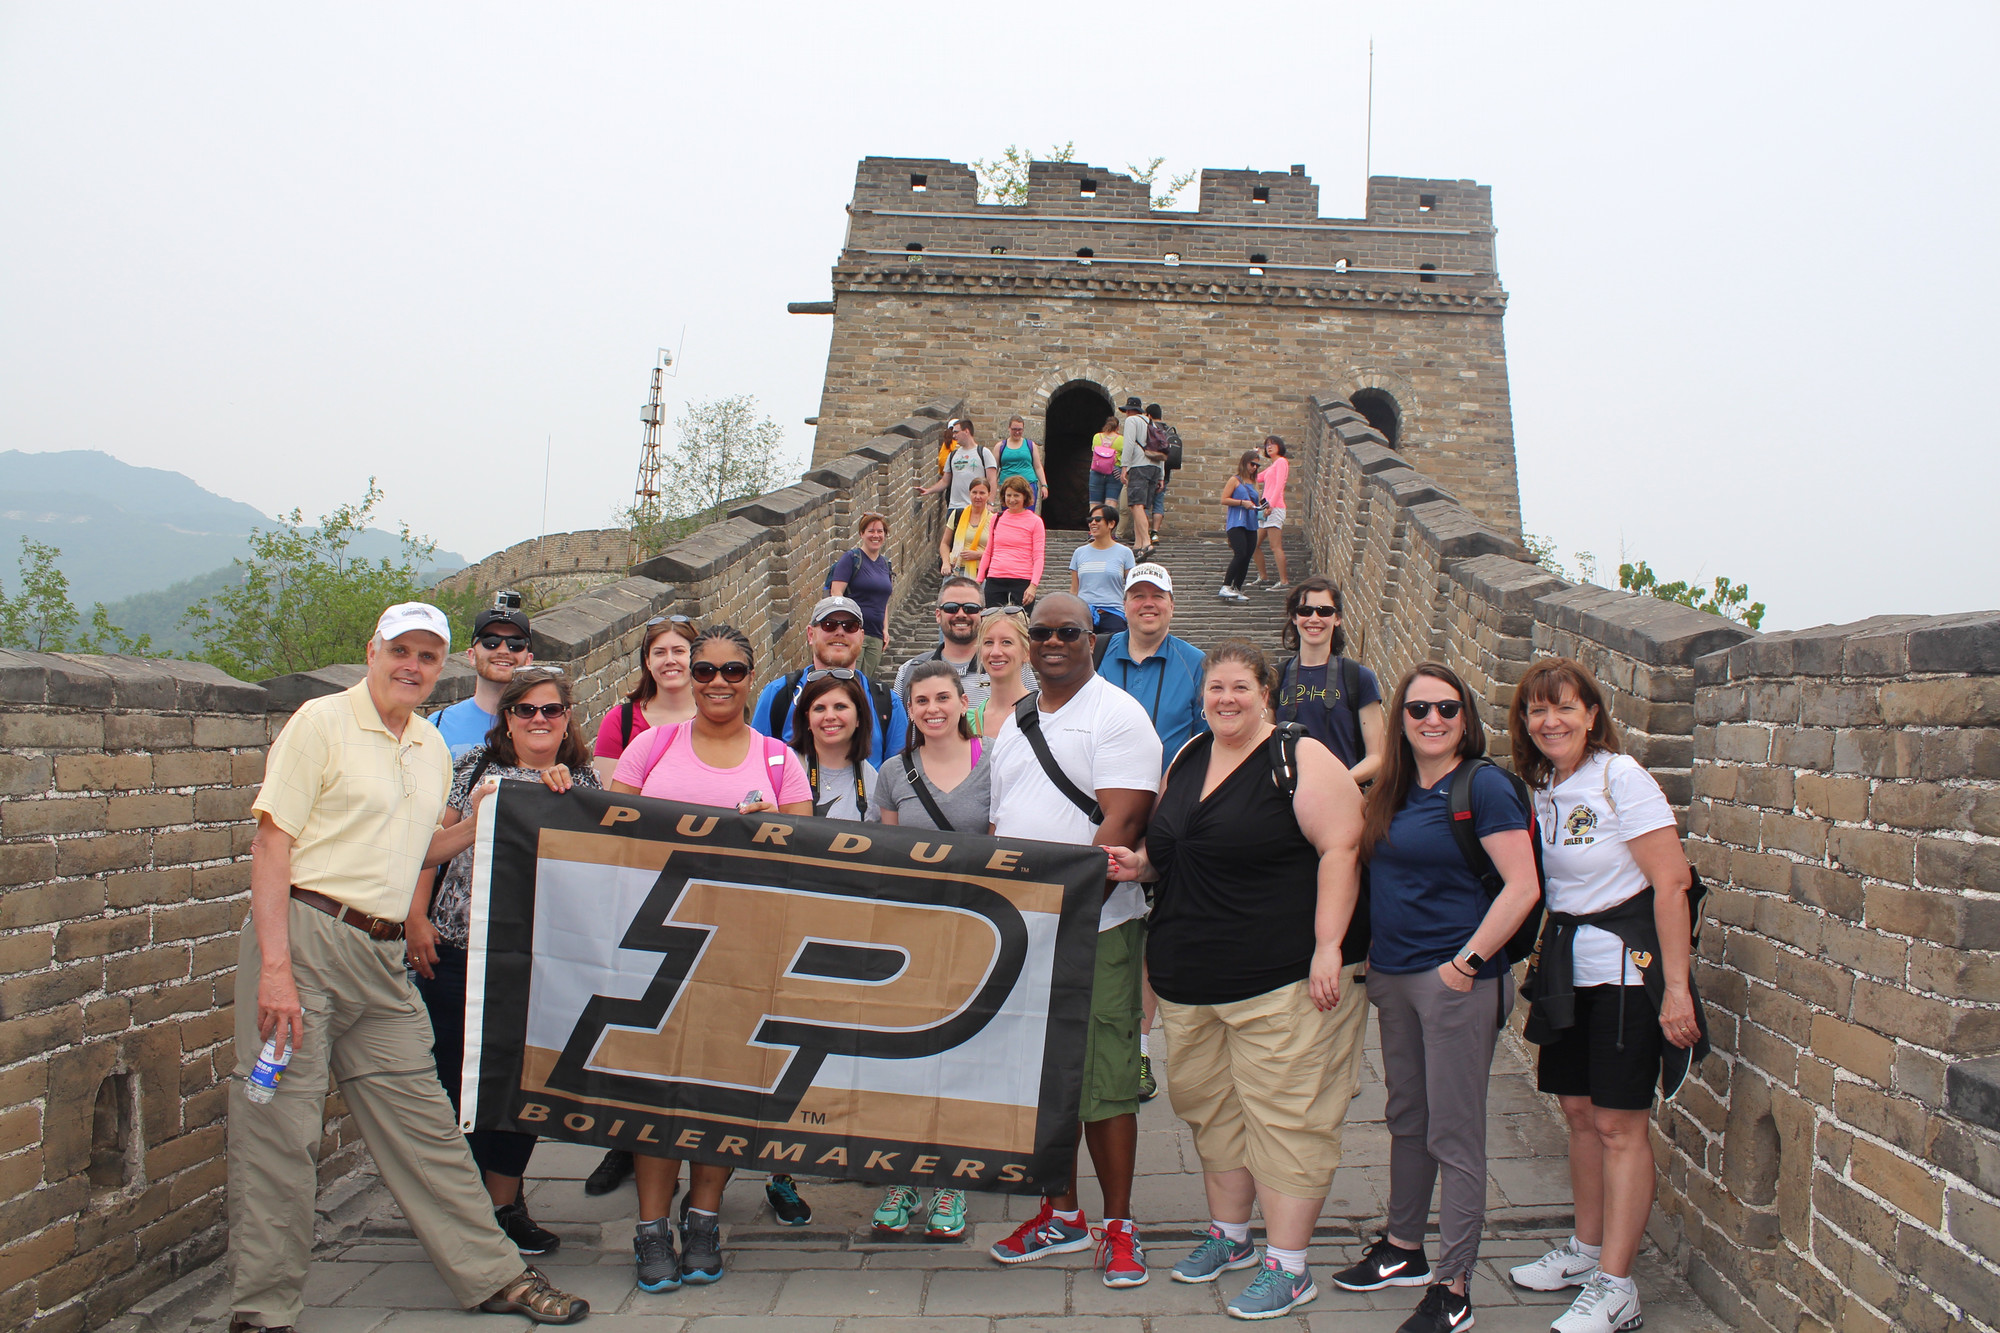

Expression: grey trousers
xmin=227 ymin=901 xmax=524 ymax=1325
xmin=1368 ymin=965 xmax=1510 ymax=1284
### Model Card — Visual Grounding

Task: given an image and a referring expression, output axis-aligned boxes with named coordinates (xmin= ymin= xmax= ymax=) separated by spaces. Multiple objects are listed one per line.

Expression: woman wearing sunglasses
xmin=1503 ymin=658 xmax=1699 ymax=1333
xmin=976 ymin=475 xmax=1046 ymax=609
xmin=1069 ymin=503 xmax=1135 ymax=660
xmin=970 ymin=608 xmax=1033 ymax=741
xmin=1217 ymin=450 xmax=1264 ymax=602
xmin=405 ymin=666 xmax=597 ymax=1259
xmin=1329 ymin=665 xmax=1539 ymax=1333
xmin=786 ymin=668 xmax=881 ymax=819
xmin=592 ymin=614 xmax=700 ymax=784
xmin=609 ymin=625 xmax=814 ymax=1295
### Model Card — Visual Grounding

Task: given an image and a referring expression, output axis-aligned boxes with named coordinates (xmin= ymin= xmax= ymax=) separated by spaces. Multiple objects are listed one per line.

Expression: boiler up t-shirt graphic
xmin=459 ymin=781 xmax=1103 ymax=1194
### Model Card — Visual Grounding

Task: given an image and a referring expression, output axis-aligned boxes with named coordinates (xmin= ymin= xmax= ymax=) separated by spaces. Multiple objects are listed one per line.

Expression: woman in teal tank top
xmin=995 ymin=414 xmax=1048 ymax=511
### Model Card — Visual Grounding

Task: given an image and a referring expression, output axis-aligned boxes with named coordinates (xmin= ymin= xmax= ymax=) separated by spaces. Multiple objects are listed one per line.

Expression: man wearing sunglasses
xmin=891 ymin=576 xmax=1036 ymax=708
xmin=431 ymin=602 xmax=535 ymax=760
xmin=753 ymin=596 xmax=910 ymax=765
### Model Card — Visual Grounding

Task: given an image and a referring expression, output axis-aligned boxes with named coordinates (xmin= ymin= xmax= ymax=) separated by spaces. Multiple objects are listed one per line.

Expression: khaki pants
xmin=228 ymin=901 xmax=523 ymax=1325
xmin=1157 ymin=968 xmax=1368 ymax=1198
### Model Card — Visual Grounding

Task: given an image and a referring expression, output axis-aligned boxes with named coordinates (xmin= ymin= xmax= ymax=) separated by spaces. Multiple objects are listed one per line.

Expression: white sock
xmin=1053 ymin=1206 xmax=1084 ymax=1223
xmin=1574 ymin=1237 xmax=1602 ymax=1260
xmin=687 ymin=1206 xmax=717 ymax=1220
xmin=1214 ymin=1218 xmax=1251 ymax=1244
xmin=1140 ymin=1033 xmax=1152 ymax=1056
xmin=639 ymin=1217 xmax=665 ymax=1227
xmin=1104 ymin=1217 xmax=1133 ymax=1230
xmin=1265 ymin=1244 xmax=1307 ymax=1275
xmin=1601 ymin=1272 xmax=1636 ymax=1294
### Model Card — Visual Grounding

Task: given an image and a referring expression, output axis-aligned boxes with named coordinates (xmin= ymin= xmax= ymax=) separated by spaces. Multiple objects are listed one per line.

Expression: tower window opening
xmin=910 ymin=173 xmax=928 ymax=191
xmin=1252 ymin=186 xmax=1270 ymax=203
xmin=1079 ymin=178 xmax=1098 ymax=197
xmin=989 ymin=245 xmax=1008 ymax=255
xmin=1076 ymin=247 xmax=1095 ymax=261
xmin=1249 ymin=252 xmax=1268 ymax=264
xmin=1163 ymin=252 xmax=1181 ymax=266
xmin=1419 ymin=193 xmax=1436 ymax=211
xmin=905 ymin=242 xmax=924 ymax=252
xmin=1334 ymin=258 xmax=1349 ymax=273
xmin=1419 ymin=262 xmax=1438 ymax=283
xmin=89 ymin=1073 xmax=137 ymax=1193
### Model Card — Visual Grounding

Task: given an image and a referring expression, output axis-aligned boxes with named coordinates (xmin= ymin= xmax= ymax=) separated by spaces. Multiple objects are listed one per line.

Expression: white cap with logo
xmin=375 ymin=602 xmax=452 ymax=649
xmin=1124 ymin=563 xmax=1173 ymax=595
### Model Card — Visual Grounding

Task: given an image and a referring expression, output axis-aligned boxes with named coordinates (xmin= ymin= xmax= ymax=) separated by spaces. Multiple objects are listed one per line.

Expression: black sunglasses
xmin=805 ymin=667 xmax=859 ymax=682
xmin=1026 ymin=625 xmax=1088 ymax=643
xmin=690 ymin=660 xmax=752 ymax=683
xmin=937 ymin=601 xmax=982 ymax=616
xmin=477 ymin=635 xmax=529 ymax=651
xmin=506 ymin=701 xmax=571 ymax=720
xmin=1294 ymin=606 xmax=1340 ymax=619
xmin=814 ymin=616 xmax=864 ymax=634
xmin=1403 ymin=699 xmax=1466 ymax=720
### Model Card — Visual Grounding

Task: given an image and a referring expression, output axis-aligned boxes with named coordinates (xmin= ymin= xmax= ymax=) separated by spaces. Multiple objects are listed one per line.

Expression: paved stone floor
xmin=174 ymin=1016 xmax=1728 ymax=1333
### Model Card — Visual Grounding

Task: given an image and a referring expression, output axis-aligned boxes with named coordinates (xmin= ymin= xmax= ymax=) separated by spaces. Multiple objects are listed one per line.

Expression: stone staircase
xmin=881 ymin=528 xmax=1308 ymax=683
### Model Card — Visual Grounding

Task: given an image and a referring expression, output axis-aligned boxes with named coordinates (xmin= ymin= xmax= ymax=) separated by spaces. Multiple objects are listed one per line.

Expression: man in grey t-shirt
xmin=1117 ymin=397 xmax=1159 ymax=556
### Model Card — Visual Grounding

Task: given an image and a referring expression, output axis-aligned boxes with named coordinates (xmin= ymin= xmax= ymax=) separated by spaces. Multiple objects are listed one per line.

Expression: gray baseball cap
xmin=809 ymin=596 xmax=864 ymax=625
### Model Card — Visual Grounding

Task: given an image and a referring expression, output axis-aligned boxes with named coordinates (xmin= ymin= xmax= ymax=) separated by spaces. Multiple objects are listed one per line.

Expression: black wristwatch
xmin=1457 ymin=951 xmax=1485 ymax=975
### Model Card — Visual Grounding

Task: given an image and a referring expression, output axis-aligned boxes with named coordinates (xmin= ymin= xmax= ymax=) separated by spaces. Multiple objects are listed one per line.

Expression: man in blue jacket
xmin=751 ymin=596 xmax=909 ymax=764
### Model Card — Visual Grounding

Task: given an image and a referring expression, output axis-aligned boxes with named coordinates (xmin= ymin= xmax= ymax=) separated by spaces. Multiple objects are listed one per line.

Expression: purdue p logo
xmin=547 ymin=865 xmax=1031 ymax=1121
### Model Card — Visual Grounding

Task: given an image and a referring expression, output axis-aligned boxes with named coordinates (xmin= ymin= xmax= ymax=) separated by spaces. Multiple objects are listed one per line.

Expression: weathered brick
xmin=1892 ymin=1044 xmax=1948 ymax=1107
xmin=84 ymin=996 xmax=131 ymax=1035
xmin=190 ymin=715 xmax=266 ymax=748
xmin=1870 ymin=781 xmax=1977 ymax=833
xmin=0 ymin=1104 xmax=40 ymax=1155
xmin=1777 ymin=952 xmax=1854 ymax=1014
xmin=1853 ymin=976 xmax=2000 ymax=1054
xmin=103 ymin=868 xmax=193 ymax=909
xmin=1896 ymin=1217 xmax=2000 ymax=1315
xmin=1813 ymin=1169 xmax=1899 ymax=1255
xmin=0 ymin=711 xmax=104 ymax=749
xmin=0 ymin=931 xmax=54 ymax=975
xmin=231 ymin=751 xmax=267 ymax=785
xmin=104 ymin=946 xmax=190 ymax=991
xmin=1749 ymin=984 xmax=1812 ymax=1045
xmin=191 ymin=862 xmax=250 ymax=900
xmin=1736 ymin=767 xmax=1795 ymax=812
xmin=1775 ymin=727 xmax=1836 ymax=769
xmin=53 ymin=831 xmax=149 ymax=878
xmin=1819 ymin=917 xmax=1909 ymax=982
xmin=1794 ymin=773 xmax=1870 ymax=824
xmin=192 ymin=786 xmax=256 ymax=822
xmin=1714 ymin=724 xmax=1773 ymax=764
xmin=0 ymin=841 xmax=57 ymax=891
xmin=1831 ymin=729 xmax=1919 ymax=778
xmin=1810 ymin=1013 xmax=1894 ymax=1085
xmin=1930 ymin=1118 xmax=2000 ymax=1197
xmin=0 ymin=753 xmax=53 ymax=797
xmin=1916 ymin=837 xmax=1999 ymax=894
xmin=151 ymin=826 xmax=232 ymax=866
xmin=1949 ymin=1188 xmax=2000 ymax=1266
xmin=37 ymin=1231 xmax=139 ymax=1308
xmin=148 ymin=752 xmax=232 ymax=788
xmin=0 ymin=1006 xmax=81 ymax=1065
xmin=130 ymin=978 xmax=215 ymax=1026
xmin=177 ymin=1005 xmax=233 ymax=1053
xmin=1731 ymin=849 xmax=1794 ymax=894
xmin=1865 ymin=883 xmax=2000 ymax=950
xmin=1707 ymin=801 xmax=1762 ymax=850
xmin=1908 ymin=943 xmax=2000 ymax=1000
xmin=1828 ymin=826 xmax=1916 ymax=886
xmin=1798 ymin=680 xmax=1883 ymax=728
xmin=0 ymin=1218 xmax=75 ymax=1295
xmin=1916 ymin=728 xmax=2000 ymax=782
xmin=51 ymin=753 xmax=153 ymax=792
xmin=1753 ymin=898 xmax=1824 ymax=953
xmin=1763 ymin=811 xmax=1828 ymax=859
xmin=149 ymin=900 xmax=239 ymax=945
xmin=101 ymin=713 xmax=193 ymax=750
xmin=104 ymin=792 xmax=194 ymax=832
xmin=0 ymin=1145 xmax=43 ymax=1203
xmin=1880 ymin=676 xmax=2000 ymax=726
xmin=0 ymin=962 xmax=102 ymax=1020
xmin=54 ymin=915 xmax=150 ymax=961
xmin=0 ymin=796 xmax=107 ymax=839
xmin=189 ymin=935 xmax=238 ymax=979
xmin=1791 ymin=864 xmax=1865 ymax=921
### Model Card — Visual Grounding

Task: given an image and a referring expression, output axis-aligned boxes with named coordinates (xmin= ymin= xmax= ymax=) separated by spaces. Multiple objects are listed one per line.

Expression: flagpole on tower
xmin=1365 ymin=38 xmax=1375 ymax=184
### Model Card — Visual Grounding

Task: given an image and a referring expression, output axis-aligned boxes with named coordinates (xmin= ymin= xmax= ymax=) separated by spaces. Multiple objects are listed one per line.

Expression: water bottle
xmin=246 ymin=1038 xmax=290 ymax=1105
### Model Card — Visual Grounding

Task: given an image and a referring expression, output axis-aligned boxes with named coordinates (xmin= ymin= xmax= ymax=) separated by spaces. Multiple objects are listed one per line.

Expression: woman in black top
xmin=1106 ymin=641 xmax=1365 ymax=1320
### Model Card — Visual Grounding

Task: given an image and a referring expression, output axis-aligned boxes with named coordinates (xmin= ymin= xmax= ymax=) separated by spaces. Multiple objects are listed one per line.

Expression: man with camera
xmin=432 ymin=592 xmax=535 ymax=759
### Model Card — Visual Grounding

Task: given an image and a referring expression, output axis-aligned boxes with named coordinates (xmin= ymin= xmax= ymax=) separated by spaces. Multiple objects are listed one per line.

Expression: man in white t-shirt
xmin=985 ymin=592 xmax=1161 ymax=1289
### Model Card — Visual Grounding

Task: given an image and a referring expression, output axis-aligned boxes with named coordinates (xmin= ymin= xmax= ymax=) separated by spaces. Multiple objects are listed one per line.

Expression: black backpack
xmin=823 ymin=547 xmax=863 ymax=594
xmin=1275 ymin=655 xmax=1366 ymax=768
xmin=771 ymin=669 xmax=896 ymax=754
xmin=1445 ymin=757 xmax=1546 ymax=965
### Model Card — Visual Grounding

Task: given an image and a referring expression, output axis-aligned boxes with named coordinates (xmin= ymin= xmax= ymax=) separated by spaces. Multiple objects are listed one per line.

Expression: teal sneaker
xmin=1173 ymin=1225 xmax=1259 ymax=1283
xmin=1227 ymin=1258 xmax=1317 ymax=1319
xmin=873 ymin=1185 xmax=922 ymax=1236
xmin=925 ymin=1188 xmax=969 ymax=1240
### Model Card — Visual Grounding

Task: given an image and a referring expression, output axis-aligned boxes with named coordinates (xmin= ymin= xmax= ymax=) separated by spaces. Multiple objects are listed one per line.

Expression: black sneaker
xmin=495 ymin=1200 xmax=561 ymax=1255
xmin=1330 ymin=1235 xmax=1432 ymax=1291
xmin=1396 ymin=1282 xmax=1473 ymax=1333
xmin=765 ymin=1174 xmax=812 ymax=1226
xmin=583 ymin=1148 xmax=633 ymax=1196
xmin=680 ymin=1209 xmax=724 ymax=1284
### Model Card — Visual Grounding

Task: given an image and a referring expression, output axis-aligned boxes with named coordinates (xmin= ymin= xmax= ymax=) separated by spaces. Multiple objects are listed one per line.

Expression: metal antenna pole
xmin=633 ymin=350 xmax=671 ymax=562
xmin=1366 ymin=38 xmax=1375 ymax=184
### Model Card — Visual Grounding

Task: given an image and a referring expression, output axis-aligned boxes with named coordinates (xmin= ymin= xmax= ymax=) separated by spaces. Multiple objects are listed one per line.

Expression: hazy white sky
xmin=3 ymin=1 xmax=1994 ymax=630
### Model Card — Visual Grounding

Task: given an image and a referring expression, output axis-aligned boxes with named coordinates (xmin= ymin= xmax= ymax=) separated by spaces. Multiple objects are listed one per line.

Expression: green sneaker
xmin=1137 ymin=1053 xmax=1159 ymax=1101
xmin=872 ymin=1185 xmax=921 ymax=1236
xmin=926 ymin=1189 xmax=969 ymax=1240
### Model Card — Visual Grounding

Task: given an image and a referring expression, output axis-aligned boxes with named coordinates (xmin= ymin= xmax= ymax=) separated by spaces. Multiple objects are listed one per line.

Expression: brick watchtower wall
xmin=803 ymin=158 xmax=1521 ymax=535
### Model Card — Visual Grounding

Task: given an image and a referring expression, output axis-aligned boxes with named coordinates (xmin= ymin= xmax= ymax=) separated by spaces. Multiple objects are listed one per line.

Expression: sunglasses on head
xmin=814 ymin=616 xmax=864 ymax=634
xmin=478 ymin=635 xmax=529 ymax=651
xmin=644 ymin=614 xmax=696 ymax=628
xmin=1294 ymin=606 xmax=1339 ymax=619
xmin=937 ymin=601 xmax=982 ymax=616
xmin=690 ymin=660 xmax=752 ymax=683
xmin=1402 ymin=699 xmax=1465 ymax=720
xmin=506 ymin=701 xmax=570 ymax=720
xmin=1026 ymin=625 xmax=1088 ymax=643
xmin=805 ymin=667 xmax=859 ymax=682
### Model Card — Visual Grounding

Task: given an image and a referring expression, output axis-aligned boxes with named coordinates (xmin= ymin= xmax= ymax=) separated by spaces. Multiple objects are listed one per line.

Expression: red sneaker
xmin=1095 ymin=1219 xmax=1149 ymax=1287
xmin=989 ymin=1200 xmax=1093 ymax=1264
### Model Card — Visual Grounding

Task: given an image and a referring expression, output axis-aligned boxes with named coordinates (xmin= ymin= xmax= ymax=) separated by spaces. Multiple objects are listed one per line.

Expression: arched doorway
xmin=1351 ymin=388 xmax=1402 ymax=447
xmin=1042 ymin=380 xmax=1114 ymax=529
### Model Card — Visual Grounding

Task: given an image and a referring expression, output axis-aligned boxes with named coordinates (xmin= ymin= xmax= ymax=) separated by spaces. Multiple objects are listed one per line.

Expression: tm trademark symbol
xmin=799 ymin=1110 xmax=826 ymax=1126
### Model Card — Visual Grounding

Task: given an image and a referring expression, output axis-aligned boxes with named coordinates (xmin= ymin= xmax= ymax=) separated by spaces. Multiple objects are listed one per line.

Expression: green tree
xmin=974 ymin=143 xmax=1195 ymax=209
xmin=626 ymin=395 xmax=797 ymax=560
xmin=1124 ymin=157 xmax=1199 ymax=209
xmin=182 ymin=482 xmax=449 ymax=679
xmin=1619 ymin=560 xmax=1766 ymax=631
xmin=1522 ymin=532 xmax=1598 ymax=586
xmin=0 ymin=537 xmax=153 ymax=654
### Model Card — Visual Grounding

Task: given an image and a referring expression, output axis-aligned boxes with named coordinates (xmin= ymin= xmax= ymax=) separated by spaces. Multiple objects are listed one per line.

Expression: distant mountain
xmin=0 ymin=450 xmax=465 ymax=610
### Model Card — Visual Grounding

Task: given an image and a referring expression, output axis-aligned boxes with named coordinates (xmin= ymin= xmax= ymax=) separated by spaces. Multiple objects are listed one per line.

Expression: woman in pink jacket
xmin=976 ymin=476 xmax=1047 ymax=608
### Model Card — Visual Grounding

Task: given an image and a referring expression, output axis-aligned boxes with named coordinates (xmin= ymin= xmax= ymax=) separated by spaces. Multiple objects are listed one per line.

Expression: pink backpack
xmin=1090 ymin=440 xmax=1118 ymax=475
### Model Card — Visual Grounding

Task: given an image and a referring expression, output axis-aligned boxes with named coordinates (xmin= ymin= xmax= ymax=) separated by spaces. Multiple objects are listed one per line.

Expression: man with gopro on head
xmin=431 ymin=592 xmax=535 ymax=759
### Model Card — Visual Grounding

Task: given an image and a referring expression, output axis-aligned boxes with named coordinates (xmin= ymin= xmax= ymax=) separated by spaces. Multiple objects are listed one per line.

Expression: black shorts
xmin=1536 ymin=984 xmax=1662 ymax=1110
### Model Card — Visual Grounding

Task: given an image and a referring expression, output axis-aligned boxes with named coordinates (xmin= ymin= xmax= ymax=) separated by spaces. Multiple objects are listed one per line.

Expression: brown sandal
xmin=479 ymin=1267 xmax=589 ymax=1324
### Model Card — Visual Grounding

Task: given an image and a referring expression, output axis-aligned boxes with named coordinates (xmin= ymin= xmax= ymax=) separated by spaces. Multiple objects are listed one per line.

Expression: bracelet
xmin=1453 ymin=959 xmax=1478 ymax=978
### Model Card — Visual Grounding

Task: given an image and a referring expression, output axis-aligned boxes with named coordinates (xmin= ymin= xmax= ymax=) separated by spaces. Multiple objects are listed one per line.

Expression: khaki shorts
xmin=1079 ymin=919 xmax=1145 ymax=1123
xmin=1157 ymin=968 xmax=1368 ymax=1198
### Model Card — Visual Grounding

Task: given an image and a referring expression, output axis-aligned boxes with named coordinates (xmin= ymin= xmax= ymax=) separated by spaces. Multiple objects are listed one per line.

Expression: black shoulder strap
xmin=620 ymin=701 xmax=635 ymax=747
xmin=466 ymin=750 xmax=492 ymax=792
xmin=870 ymin=679 xmax=895 ymax=749
xmin=769 ymin=669 xmax=806 ymax=743
xmin=1267 ymin=722 xmax=1307 ymax=798
xmin=1013 ymin=692 xmax=1103 ymax=823
xmin=901 ymin=749 xmax=954 ymax=831
xmin=1275 ymin=656 xmax=1298 ymax=725
xmin=1447 ymin=758 xmax=1506 ymax=894
xmin=1339 ymin=656 xmax=1363 ymax=719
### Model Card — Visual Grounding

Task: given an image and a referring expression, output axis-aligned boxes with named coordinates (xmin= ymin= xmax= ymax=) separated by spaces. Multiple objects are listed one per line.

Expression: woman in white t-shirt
xmin=1503 ymin=658 xmax=1700 ymax=1333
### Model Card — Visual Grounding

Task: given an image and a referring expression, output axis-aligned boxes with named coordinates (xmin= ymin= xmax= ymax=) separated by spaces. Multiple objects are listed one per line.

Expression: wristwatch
xmin=1457 ymin=951 xmax=1485 ymax=974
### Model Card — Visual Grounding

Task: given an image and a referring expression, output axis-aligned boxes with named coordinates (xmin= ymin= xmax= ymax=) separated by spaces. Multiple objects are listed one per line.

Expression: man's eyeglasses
xmin=937 ymin=602 xmax=982 ymax=616
xmin=506 ymin=702 xmax=572 ymax=720
xmin=805 ymin=667 xmax=859 ymax=682
xmin=1026 ymin=625 xmax=1088 ymax=643
xmin=690 ymin=660 xmax=752 ymax=683
xmin=1402 ymin=699 xmax=1465 ymax=720
xmin=814 ymin=616 xmax=864 ymax=634
xmin=477 ymin=635 xmax=529 ymax=652
xmin=1294 ymin=606 xmax=1340 ymax=619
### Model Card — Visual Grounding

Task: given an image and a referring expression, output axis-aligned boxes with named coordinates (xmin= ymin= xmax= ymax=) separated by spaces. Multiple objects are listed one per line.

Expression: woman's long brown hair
xmin=1359 ymin=662 xmax=1488 ymax=858
xmin=1509 ymin=657 xmax=1622 ymax=790
xmin=788 ymin=671 xmax=873 ymax=770
xmin=484 ymin=668 xmax=592 ymax=771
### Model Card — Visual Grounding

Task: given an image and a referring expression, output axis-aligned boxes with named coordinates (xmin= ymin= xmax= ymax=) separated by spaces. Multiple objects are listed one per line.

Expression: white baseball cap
xmin=1124 ymin=563 xmax=1174 ymax=595
xmin=375 ymin=602 xmax=452 ymax=649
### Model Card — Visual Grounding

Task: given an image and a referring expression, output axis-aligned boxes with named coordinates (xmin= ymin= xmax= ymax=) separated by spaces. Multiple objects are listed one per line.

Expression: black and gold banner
xmin=460 ymin=782 xmax=1103 ymax=1194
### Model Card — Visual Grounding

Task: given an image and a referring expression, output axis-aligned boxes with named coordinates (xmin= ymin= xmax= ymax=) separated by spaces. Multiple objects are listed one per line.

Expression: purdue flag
xmin=459 ymin=782 xmax=1105 ymax=1195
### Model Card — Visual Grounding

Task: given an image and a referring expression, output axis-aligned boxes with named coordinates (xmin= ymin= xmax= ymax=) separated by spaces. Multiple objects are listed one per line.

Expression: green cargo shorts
xmin=1079 ymin=919 xmax=1145 ymax=1124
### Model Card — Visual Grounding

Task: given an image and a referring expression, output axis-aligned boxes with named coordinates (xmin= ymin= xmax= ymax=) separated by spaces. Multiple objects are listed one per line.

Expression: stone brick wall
xmin=1289 ymin=392 xmax=2000 ymax=1333
xmin=430 ymin=527 xmax=634 ymax=604
xmin=806 ymin=158 xmax=1521 ymax=536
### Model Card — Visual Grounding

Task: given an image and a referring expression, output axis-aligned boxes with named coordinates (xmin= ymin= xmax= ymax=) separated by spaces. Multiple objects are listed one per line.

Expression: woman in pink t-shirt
xmin=975 ymin=475 xmax=1047 ymax=608
xmin=607 ymin=623 xmax=812 ymax=1291
xmin=1254 ymin=434 xmax=1292 ymax=590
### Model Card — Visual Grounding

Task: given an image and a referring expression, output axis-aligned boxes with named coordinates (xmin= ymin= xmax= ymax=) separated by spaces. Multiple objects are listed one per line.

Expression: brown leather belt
xmin=290 ymin=886 xmax=405 ymax=942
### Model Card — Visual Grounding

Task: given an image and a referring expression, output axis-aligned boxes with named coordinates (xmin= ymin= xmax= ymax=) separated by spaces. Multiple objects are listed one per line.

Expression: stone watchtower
xmin=798 ymin=157 xmax=1521 ymax=533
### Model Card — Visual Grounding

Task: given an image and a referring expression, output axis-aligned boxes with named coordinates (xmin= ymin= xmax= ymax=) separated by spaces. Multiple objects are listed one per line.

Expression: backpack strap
xmin=1274 ymin=656 xmax=1299 ymax=725
xmin=636 ymin=721 xmax=681 ymax=787
xmin=869 ymin=679 xmax=896 ymax=754
xmin=901 ymin=749 xmax=954 ymax=831
xmin=769 ymin=669 xmax=807 ymax=744
xmin=1267 ymin=722 xmax=1307 ymax=799
xmin=1013 ymin=692 xmax=1102 ymax=823
xmin=620 ymin=701 xmax=635 ymax=748
xmin=1446 ymin=758 xmax=1507 ymax=895
xmin=1339 ymin=656 xmax=1363 ymax=721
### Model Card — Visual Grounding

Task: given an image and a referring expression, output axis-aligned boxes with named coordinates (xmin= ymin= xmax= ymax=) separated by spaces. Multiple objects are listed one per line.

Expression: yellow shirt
xmin=950 ymin=505 xmax=996 ymax=576
xmin=252 ymin=681 xmax=452 ymax=920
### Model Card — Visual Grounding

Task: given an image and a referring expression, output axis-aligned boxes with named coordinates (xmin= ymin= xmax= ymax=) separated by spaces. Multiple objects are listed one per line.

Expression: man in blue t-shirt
xmin=430 ymin=602 xmax=534 ymax=759
xmin=1097 ymin=564 xmax=1207 ymax=772
xmin=752 ymin=596 xmax=909 ymax=765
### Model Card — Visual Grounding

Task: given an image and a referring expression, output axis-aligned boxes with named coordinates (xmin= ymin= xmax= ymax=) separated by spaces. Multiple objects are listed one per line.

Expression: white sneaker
xmin=1551 ymin=1274 xmax=1643 ymax=1333
xmin=1510 ymin=1237 xmax=1599 ymax=1290
xmin=1227 ymin=588 xmax=1250 ymax=601
xmin=1218 ymin=586 xmax=1236 ymax=600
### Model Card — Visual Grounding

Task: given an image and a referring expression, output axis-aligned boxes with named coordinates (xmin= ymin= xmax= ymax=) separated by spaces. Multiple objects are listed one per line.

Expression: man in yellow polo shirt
xmin=228 ymin=603 xmax=588 ymax=1330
